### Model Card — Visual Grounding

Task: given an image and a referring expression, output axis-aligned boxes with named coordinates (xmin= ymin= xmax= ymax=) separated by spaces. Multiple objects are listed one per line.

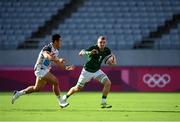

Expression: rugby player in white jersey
xmin=11 ymin=34 xmax=75 ymax=108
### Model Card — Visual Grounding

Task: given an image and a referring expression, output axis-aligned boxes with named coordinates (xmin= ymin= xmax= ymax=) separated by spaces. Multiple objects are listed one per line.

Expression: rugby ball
xmin=104 ymin=54 xmax=116 ymax=65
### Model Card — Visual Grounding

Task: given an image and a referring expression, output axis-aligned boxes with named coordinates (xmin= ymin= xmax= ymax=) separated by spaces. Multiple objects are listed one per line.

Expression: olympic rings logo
xmin=143 ymin=74 xmax=171 ymax=88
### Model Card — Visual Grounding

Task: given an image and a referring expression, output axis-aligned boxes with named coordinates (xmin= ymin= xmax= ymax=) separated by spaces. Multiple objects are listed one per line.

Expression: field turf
xmin=0 ymin=92 xmax=180 ymax=121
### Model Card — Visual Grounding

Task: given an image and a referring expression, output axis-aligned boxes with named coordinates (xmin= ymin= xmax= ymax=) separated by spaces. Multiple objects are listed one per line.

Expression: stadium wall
xmin=0 ymin=50 xmax=180 ymax=92
xmin=0 ymin=66 xmax=180 ymax=92
xmin=0 ymin=49 xmax=180 ymax=66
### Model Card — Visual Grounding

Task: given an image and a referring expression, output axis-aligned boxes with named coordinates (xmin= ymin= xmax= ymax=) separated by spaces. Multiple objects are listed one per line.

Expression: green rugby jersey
xmin=84 ymin=45 xmax=111 ymax=73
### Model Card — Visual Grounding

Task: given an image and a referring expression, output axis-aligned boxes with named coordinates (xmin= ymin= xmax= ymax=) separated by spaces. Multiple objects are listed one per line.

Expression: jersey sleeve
xmin=85 ymin=45 xmax=96 ymax=51
xmin=42 ymin=45 xmax=52 ymax=53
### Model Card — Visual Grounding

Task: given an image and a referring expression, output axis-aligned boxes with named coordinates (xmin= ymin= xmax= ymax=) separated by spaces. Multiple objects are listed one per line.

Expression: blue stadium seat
xmin=0 ymin=0 xmax=69 ymax=49
xmin=1 ymin=0 xmax=180 ymax=49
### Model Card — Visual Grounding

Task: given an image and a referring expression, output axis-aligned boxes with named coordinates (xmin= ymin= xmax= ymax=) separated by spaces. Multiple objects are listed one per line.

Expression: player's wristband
xmin=81 ymin=49 xmax=91 ymax=55
xmin=85 ymin=51 xmax=91 ymax=55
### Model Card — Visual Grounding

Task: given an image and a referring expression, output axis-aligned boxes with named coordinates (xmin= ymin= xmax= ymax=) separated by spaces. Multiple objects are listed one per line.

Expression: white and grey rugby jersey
xmin=34 ymin=43 xmax=59 ymax=70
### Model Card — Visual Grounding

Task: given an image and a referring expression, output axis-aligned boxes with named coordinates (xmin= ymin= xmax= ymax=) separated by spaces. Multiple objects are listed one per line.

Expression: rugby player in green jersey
xmin=62 ymin=36 xmax=116 ymax=108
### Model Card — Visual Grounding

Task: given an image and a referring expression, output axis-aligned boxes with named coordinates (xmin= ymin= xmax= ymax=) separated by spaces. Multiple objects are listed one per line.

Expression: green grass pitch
xmin=0 ymin=92 xmax=180 ymax=122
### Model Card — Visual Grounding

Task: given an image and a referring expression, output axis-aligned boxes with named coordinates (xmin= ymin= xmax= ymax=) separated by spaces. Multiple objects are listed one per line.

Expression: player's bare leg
xmin=67 ymin=85 xmax=82 ymax=97
xmin=101 ymin=79 xmax=112 ymax=108
xmin=61 ymin=85 xmax=82 ymax=108
xmin=12 ymin=77 xmax=47 ymax=104
xmin=95 ymin=76 xmax=112 ymax=108
xmin=102 ymin=79 xmax=111 ymax=98
xmin=44 ymin=72 xmax=69 ymax=108
xmin=63 ymin=85 xmax=82 ymax=99
xmin=43 ymin=72 xmax=60 ymax=96
xmin=23 ymin=78 xmax=47 ymax=94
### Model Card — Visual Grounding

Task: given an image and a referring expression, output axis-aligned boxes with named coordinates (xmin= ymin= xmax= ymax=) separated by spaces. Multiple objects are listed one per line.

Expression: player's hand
xmin=59 ymin=58 xmax=66 ymax=64
xmin=43 ymin=51 xmax=57 ymax=61
xmin=79 ymin=49 xmax=85 ymax=56
xmin=91 ymin=49 xmax=99 ymax=55
xmin=65 ymin=65 xmax=75 ymax=70
xmin=108 ymin=54 xmax=117 ymax=66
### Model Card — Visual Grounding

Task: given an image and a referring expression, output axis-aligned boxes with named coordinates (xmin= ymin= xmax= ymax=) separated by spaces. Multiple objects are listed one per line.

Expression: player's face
xmin=97 ymin=39 xmax=106 ymax=50
xmin=54 ymin=38 xmax=61 ymax=49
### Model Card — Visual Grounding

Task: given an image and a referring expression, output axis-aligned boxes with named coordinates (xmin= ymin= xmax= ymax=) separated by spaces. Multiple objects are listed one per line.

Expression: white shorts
xmin=34 ymin=67 xmax=49 ymax=79
xmin=76 ymin=68 xmax=109 ymax=87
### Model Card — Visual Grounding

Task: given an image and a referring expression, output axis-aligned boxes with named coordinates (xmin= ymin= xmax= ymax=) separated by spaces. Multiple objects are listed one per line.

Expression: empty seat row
xmin=0 ymin=0 xmax=69 ymax=49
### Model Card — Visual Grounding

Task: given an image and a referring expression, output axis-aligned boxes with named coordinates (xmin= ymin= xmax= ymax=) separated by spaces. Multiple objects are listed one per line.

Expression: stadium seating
xmin=0 ymin=0 xmax=70 ymax=49
xmin=0 ymin=0 xmax=180 ymax=49
xmin=48 ymin=0 xmax=180 ymax=49
xmin=154 ymin=24 xmax=180 ymax=49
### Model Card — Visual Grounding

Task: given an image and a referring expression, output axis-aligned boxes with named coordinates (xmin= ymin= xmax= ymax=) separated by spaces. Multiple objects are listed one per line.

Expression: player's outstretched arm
xmin=79 ymin=49 xmax=98 ymax=56
xmin=53 ymin=58 xmax=75 ymax=71
xmin=79 ymin=49 xmax=89 ymax=56
xmin=43 ymin=51 xmax=75 ymax=70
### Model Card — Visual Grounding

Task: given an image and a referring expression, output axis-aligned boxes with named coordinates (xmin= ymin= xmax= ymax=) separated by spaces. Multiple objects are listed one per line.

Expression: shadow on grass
xmin=2 ymin=108 xmax=180 ymax=113
xmin=6 ymin=108 xmax=59 ymax=112
xmin=64 ymin=109 xmax=180 ymax=113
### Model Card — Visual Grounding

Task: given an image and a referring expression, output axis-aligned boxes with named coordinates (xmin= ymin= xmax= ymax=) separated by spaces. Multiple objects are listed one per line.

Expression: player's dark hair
xmin=101 ymin=36 xmax=106 ymax=40
xmin=52 ymin=34 xmax=61 ymax=43
xmin=99 ymin=36 xmax=106 ymax=40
